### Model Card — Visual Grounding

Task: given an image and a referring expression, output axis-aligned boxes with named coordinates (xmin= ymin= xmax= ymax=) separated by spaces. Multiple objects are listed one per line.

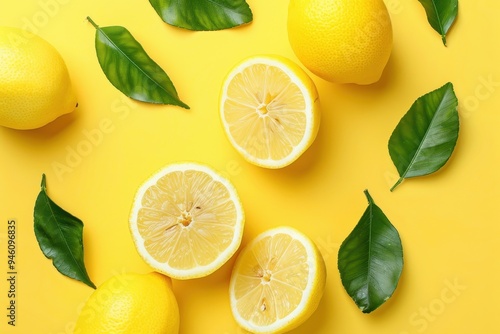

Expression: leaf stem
xmin=86 ymin=16 xmax=99 ymax=29
xmin=390 ymin=177 xmax=404 ymax=192
xmin=40 ymin=173 xmax=47 ymax=190
xmin=363 ymin=189 xmax=373 ymax=204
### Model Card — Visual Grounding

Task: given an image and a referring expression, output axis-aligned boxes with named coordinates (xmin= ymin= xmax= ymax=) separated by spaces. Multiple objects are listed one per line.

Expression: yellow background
xmin=1 ymin=0 xmax=499 ymax=333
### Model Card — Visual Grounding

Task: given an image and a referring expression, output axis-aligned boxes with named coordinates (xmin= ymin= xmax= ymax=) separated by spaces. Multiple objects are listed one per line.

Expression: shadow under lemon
xmin=0 ymin=105 xmax=79 ymax=141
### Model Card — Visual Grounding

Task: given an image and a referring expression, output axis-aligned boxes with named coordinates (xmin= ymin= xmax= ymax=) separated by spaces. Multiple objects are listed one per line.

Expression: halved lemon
xmin=220 ymin=55 xmax=320 ymax=169
xmin=229 ymin=226 xmax=326 ymax=333
xmin=129 ymin=162 xmax=245 ymax=280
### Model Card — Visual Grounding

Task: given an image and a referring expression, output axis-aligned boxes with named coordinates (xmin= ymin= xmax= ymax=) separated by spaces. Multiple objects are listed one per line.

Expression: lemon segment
xmin=220 ymin=55 xmax=320 ymax=169
xmin=287 ymin=0 xmax=393 ymax=84
xmin=0 ymin=26 xmax=77 ymax=129
xmin=130 ymin=162 xmax=245 ymax=280
xmin=74 ymin=272 xmax=179 ymax=334
xmin=229 ymin=226 xmax=326 ymax=333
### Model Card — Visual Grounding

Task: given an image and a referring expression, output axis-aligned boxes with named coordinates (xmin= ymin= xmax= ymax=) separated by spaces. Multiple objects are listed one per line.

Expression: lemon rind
xmin=220 ymin=55 xmax=320 ymax=169
xmin=229 ymin=226 xmax=326 ymax=333
xmin=129 ymin=162 xmax=245 ymax=280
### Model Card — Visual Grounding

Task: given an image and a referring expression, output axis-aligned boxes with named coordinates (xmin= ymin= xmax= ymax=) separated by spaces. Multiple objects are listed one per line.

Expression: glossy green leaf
xmin=149 ymin=0 xmax=253 ymax=31
xmin=418 ymin=0 xmax=458 ymax=46
xmin=338 ymin=190 xmax=403 ymax=313
xmin=87 ymin=17 xmax=189 ymax=108
xmin=389 ymin=82 xmax=459 ymax=191
xmin=34 ymin=174 xmax=96 ymax=289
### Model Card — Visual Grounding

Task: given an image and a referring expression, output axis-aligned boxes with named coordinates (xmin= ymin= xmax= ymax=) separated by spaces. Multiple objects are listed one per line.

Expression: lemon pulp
xmin=220 ymin=55 xmax=320 ymax=169
xmin=229 ymin=226 xmax=326 ymax=333
xmin=130 ymin=162 xmax=245 ymax=279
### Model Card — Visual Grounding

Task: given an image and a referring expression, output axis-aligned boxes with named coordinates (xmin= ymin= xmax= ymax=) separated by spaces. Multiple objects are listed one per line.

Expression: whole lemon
xmin=74 ymin=272 xmax=180 ymax=334
xmin=0 ymin=27 xmax=77 ymax=129
xmin=287 ymin=0 xmax=393 ymax=85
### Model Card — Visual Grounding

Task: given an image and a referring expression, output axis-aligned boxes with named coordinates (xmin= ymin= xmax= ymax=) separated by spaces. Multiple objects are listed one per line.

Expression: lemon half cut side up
xmin=129 ymin=162 xmax=245 ymax=280
xmin=220 ymin=55 xmax=320 ymax=169
xmin=229 ymin=226 xmax=327 ymax=333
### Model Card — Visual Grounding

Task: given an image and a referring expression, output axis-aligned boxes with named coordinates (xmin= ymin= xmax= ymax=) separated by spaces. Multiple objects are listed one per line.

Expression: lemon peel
xmin=0 ymin=26 xmax=77 ymax=129
xmin=74 ymin=272 xmax=179 ymax=334
xmin=287 ymin=0 xmax=393 ymax=84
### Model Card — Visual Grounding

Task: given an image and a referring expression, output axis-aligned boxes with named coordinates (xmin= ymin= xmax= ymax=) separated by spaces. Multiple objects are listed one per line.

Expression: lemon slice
xmin=220 ymin=55 xmax=320 ymax=169
xmin=229 ymin=226 xmax=326 ymax=333
xmin=129 ymin=162 xmax=245 ymax=280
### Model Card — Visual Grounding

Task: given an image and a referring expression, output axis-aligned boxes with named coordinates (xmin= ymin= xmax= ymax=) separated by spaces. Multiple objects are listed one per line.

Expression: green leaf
xmin=34 ymin=174 xmax=96 ymax=289
xmin=149 ymin=0 xmax=253 ymax=31
xmin=87 ymin=17 xmax=189 ymax=108
xmin=338 ymin=190 xmax=403 ymax=313
xmin=418 ymin=0 xmax=458 ymax=46
xmin=388 ymin=82 xmax=459 ymax=191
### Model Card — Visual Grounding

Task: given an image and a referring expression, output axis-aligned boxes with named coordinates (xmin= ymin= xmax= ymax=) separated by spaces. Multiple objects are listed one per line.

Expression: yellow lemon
xmin=287 ymin=0 xmax=393 ymax=85
xmin=130 ymin=162 xmax=245 ymax=279
xmin=74 ymin=272 xmax=179 ymax=334
xmin=220 ymin=55 xmax=320 ymax=169
xmin=0 ymin=26 xmax=77 ymax=129
xmin=229 ymin=226 xmax=326 ymax=333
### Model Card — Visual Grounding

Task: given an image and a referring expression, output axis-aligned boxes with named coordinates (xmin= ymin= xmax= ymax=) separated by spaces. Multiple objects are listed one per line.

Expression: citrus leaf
xmin=418 ymin=0 xmax=458 ymax=46
xmin=87 ymin=17 xmax=189 ymax=108
xmin=149 ymin=0 xmax=253 ymax=31
xmin=389 ymin=82 xmax=459 ymax=191
xmin=338 ymin=190 xmax=403 ymax=314
xmin=34 ymin=174 xmax=96 ymax=289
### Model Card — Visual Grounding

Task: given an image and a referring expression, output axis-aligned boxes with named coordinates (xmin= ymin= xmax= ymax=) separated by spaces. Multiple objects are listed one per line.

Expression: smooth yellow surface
xmin=0 ymin=1 xmax=499 ymax=333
